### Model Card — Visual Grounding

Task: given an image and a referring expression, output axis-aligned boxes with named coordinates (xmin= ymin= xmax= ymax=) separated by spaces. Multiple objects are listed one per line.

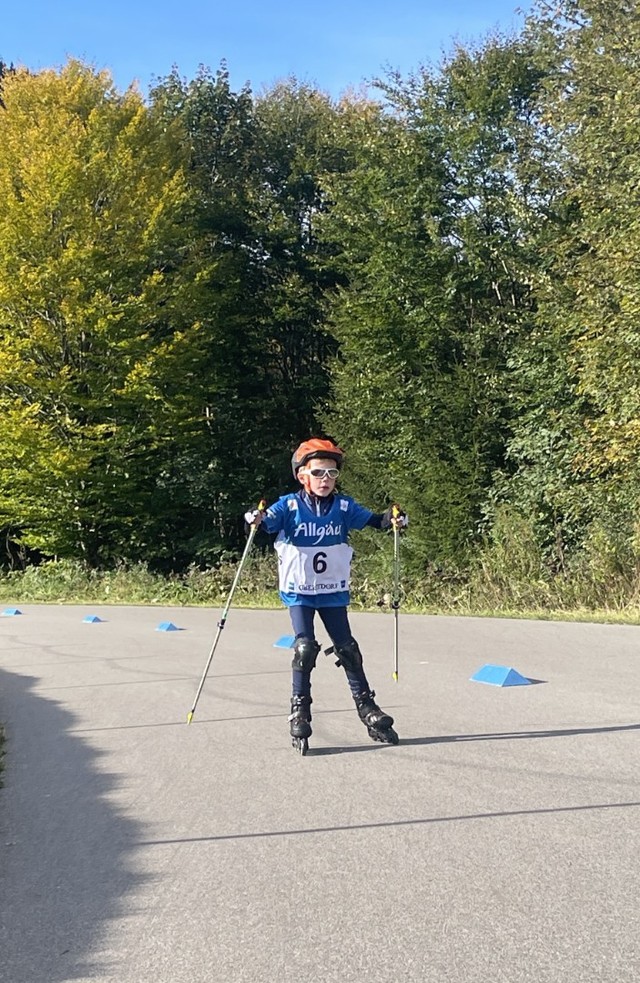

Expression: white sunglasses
xmin=302 ymin=467 xmax=340 ymax=479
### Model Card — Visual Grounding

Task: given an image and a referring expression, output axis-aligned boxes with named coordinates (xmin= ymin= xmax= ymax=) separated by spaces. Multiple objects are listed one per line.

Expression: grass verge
xmin=1 ymin=557 xmax=640 ymax=626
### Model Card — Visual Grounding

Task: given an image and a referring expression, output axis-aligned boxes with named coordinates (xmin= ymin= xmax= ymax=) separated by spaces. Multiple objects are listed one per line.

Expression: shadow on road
xmin=138 ymin=798 xmax=640 ymax=846
xmin=0 ymin=668 xmax=148 ymax=983
xmin=69 ymin=705 xmax=372 ymax=734
xmin=413 ymin=722 xmax=640 ymax=744
xmin=308 ymin=720 xmax=640 ymax=755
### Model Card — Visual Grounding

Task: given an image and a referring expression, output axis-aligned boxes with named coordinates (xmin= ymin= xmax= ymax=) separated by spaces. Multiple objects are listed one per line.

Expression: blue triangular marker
xmin=273 ymin=634 xmax=295 ymax=649
xmin=470 ymin=664 xmax=531 ymax=687
xmin=156 ymin=621 xmax=181 ymax=632
xmin=2 ymin=607 xmax=22 ymax=616
xmin=82 ymin=614 xmax=104 ymax=623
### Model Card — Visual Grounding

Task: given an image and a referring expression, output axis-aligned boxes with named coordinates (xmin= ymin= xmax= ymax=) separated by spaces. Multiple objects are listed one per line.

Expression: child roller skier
xmin=245 ymin=437 xmax=408 ymax=753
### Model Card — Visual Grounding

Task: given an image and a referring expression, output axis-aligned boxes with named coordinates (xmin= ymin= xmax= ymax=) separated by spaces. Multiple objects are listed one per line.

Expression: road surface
xmin=1 ymin=605 xmax=639 ymax=982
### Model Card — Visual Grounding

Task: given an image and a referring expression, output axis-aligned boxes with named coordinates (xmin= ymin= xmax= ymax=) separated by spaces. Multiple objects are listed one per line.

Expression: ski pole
xmin=391 ymin=504 xmax=401 ymax=682
xmin=186 ymin=499 xmax=266 ymax=724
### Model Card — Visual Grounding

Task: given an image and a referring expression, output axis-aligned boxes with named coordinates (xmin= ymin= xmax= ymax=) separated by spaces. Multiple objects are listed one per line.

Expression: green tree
xmin=499 ymin=0 xmax=640 ymax=572
xmin=0 ymin=61 xmax=198 ymax=563
xmin=320 ymin=37 xmax=547 ymax=569
xmin=149 ymin=69 xmax=350 ymax=517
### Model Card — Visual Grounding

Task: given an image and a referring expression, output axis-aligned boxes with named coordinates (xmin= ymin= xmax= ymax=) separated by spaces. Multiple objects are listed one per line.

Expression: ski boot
xmin=289 ymin=695 xmax=312 ymax=755
xmin=355 ymin=691 xmax=399 ymax=745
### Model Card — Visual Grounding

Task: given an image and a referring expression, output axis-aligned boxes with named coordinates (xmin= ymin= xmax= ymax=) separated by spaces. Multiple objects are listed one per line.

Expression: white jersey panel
xmin=274 ymin=538 xmax=353 ymax=596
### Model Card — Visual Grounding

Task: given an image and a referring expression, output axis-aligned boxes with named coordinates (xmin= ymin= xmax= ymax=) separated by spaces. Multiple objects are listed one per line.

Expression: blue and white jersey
xmin=262 ymin=492 xmax=373 ymax=607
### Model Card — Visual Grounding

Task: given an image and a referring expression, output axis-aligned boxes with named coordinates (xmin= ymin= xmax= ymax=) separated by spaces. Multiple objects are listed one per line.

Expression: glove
xmin=244 ymin=508 xmax=264 ymax=526
xmin=381 ymin=505 xmax=408 ymax=530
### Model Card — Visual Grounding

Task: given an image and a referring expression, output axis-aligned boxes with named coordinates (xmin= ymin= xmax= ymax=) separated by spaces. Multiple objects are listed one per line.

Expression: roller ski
xmin=355 ymin=691 xmax=399 ymax=745
xmin=289 ymin=695 xmax=312 ymax=756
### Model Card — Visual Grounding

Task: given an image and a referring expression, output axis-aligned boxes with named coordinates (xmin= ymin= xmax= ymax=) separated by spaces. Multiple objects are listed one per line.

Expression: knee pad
xmin=333 ymin=638 xmax=363 ymax=673
xmin=292 ymin=637 xmax=321 ymax=672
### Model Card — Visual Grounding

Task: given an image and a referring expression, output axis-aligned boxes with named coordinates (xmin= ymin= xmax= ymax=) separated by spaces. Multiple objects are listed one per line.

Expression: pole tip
xmin=392 ymin=672 xmax=398 ymax=682
xmin=186 ymin=711 xmax=194 ymax=725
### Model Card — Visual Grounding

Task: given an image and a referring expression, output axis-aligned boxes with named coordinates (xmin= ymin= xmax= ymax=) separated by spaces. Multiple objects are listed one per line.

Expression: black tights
xmin=289 ymin=605 xmax=370 ymax=698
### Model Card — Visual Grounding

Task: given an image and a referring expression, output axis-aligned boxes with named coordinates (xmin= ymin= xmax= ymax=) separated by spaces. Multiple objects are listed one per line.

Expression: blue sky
xmin=2 ymin=1 xmax=532 ymax=97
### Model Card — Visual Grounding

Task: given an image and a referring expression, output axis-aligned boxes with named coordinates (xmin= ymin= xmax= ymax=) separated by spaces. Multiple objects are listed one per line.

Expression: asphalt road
xmin=1 ymin=604 xmax=639 ymax=983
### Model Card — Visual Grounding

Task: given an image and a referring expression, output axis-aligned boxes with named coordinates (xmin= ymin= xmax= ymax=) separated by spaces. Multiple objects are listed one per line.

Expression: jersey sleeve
xmin=346 ymin=498 xmax=374 ymax=530
xmin=365 ymin=512 xmax=384 ymax=529
xmin=261 ymin=496 xmax=288 ymax=535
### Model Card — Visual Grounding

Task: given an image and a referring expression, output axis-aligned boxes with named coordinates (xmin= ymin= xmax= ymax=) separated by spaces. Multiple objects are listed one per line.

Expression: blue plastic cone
xmin=82 ymin=614 xmax=104 ymax=623
xmin=2 ymin=607 xmax=22 ymax=617
xmin=470 ymin=664 xmax=531 ymax=687
xmin=273 ymin=634 xmax=296 ymax=649
xmin=156 ymin=621 xmax=181 ymax=632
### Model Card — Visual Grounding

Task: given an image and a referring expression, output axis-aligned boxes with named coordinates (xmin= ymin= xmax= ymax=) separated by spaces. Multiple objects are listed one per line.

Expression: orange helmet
xmin=291 ymin=438 xmax=344 ymax=481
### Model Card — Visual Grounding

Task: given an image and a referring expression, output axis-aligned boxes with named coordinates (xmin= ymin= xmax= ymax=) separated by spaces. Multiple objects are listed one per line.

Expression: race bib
xmin=275 ymin=540 xmax=353 ymax=595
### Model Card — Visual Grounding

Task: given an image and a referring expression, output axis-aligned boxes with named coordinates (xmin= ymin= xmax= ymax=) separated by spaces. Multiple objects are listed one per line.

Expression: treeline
xmin=1 ymin=0 xmax=640 ymax=603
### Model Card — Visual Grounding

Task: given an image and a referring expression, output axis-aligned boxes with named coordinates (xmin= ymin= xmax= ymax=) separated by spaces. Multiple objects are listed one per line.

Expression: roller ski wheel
xmin=355 ymin=691 xmax=399 ymax=747
xmin=291 ymin=736 xmax=309 ymax=756
xmin=367 ymin=725 xmax=399 ymax=746
xmin=289 ymin=696 xmax=312 ymax=756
